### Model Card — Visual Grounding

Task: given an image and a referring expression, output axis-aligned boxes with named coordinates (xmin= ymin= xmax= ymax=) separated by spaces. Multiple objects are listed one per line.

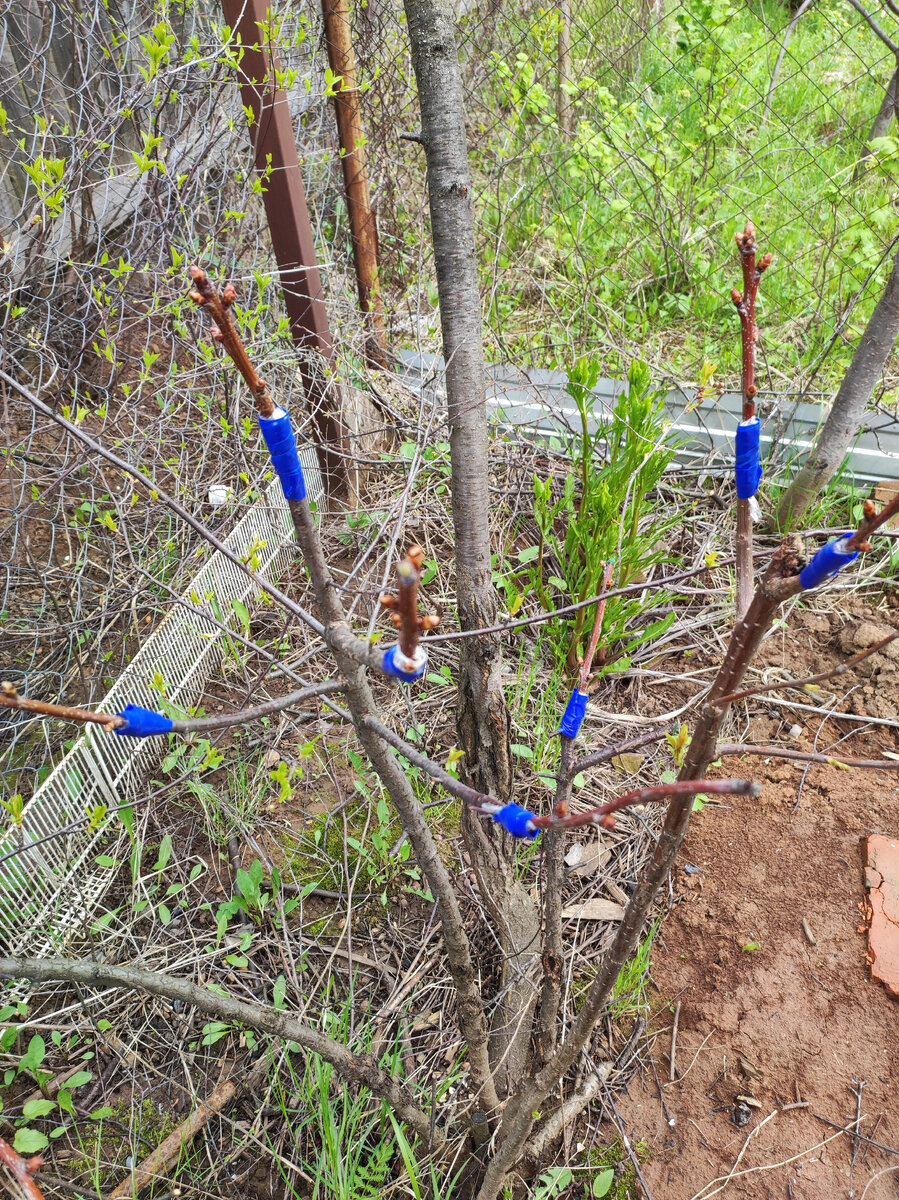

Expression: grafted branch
xmin=731 ymin=221 xmax=773 ymax=620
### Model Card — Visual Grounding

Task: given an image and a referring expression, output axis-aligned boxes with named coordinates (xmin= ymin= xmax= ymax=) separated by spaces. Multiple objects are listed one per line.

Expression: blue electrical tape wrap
xmin=493 ymin=802 xmax=539 ymax=839
xmin=115 ymin=705 xmax=174 ymax=738
xmin=258 ymin=408 xmax=306 ymax=502
xmin=799 ymin=534 xmax=859 ymax=590
xmin=735 ymin=418 xmax=763 ymax=500
xmin=382 ymin=643 xmax=427 ymax=682
xmin=559 ymin=688 xmax=589 ymax=738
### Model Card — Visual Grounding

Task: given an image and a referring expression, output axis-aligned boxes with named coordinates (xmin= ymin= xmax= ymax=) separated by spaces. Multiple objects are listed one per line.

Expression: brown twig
xmin=0 ymin=958 xmax=438 ymax=1144
xmin=578 ymin=561 xmax=615 ymax=691
xmin=0 ymin=681 xmax=344 ymax=737
xmin=715 ymin=629 xmax=899 ymax=705
xmin=669 ymin=1000 xmax=681 ymax=1082
xmin=567 ymin=729 xmax=668 ymax=781
xmin=188 ymin=266 xmax=275 ymax=417
xmin=731 ymin=222 xmax=773 ymax=621
xmin=846 ymin=493 xmax=899 ymax=550
xmin=0 ymin=683 xmax=126 ymax=732
xmin=719 ymin=743 xmax=899 ymax=769
xmin=108 ymin=1057 xmax=270 ymax=1197
xmin=527 ymin=778 xmax=759 ymax=832
xmin=0 ymin=1137 xmax=46 ymax=1200
xmin=380 ymin=544 xmax=439 ymax=660
xmin=731 ymin=222 xmax=773 ymax=423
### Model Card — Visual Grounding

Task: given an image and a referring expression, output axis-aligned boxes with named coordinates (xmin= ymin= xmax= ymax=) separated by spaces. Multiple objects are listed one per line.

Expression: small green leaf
xmin=152 ymin=835 xmax=172 ymax=872
xmin=22 ymin=1098 xmax=56 ymax=1118
xmin=66 ymin=1072 xmax=93 ymax=1089
xmin=593 ymin=1168 xmax=615 ymax=1197
xmin=157 ymin=903 xmax=172 ymax=926
xmin=14 ymin=1128 xmax=48 ymax=1154
xmin=89 ymin=1106 xmax=115 ymax=1119
xmin=510 ymin=744 xmax=534 ymax=759
xmin=741 ymin=941 xmax=762 ymax=953
xmin=517 ymin=545 xmax=540 ymax=564
xmin=231 ymin=597 xmax=251 ymax=632
xmin=273 ymin=975 xmax=286 ymax=1010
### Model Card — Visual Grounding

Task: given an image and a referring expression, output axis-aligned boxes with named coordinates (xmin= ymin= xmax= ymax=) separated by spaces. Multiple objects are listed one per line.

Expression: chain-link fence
xmin=360 ymin=0 xmax=899 ymax=397
xmin=0 ymin=0 xmax=366 ymax=803
xmin=4 ymin=0 xmax=899 ymax=816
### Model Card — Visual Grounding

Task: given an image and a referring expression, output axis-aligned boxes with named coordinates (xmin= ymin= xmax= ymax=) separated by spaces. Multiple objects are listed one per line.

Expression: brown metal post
xmin=321 ymin=0 xmax=391 ymax=369
xmin=220 ymin=0 xmax=350 ymax=498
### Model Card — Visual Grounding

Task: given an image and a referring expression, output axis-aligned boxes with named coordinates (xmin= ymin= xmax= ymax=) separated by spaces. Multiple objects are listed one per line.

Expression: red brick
xmin=866 ymin=834 xmax=899 ymax=998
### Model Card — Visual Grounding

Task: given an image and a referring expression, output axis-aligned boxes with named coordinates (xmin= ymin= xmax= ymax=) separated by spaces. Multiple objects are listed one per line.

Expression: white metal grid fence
xmin=0 ymin=454 xmax=322 ymax=957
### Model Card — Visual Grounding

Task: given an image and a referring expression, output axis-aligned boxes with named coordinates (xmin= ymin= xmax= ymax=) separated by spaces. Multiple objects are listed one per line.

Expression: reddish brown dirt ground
xmin=621 ymin=747 xmax=899 ymax=1200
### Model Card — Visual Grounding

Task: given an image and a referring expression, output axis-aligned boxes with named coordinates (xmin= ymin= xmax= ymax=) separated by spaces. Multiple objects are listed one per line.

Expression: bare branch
xmin=0 ymin=684 xmax=126 ymax=731
xmin=718 ymin=744 xmax=899 ymax=769
xmin=189 ymin=268 xmax=276 ymax=417
xmin=843 ymin=0 xmax=899 ymax=53
xmin=715 ymin=629 xmax=899 ymax=705
xmin=0 ymin=680 xmax=344 ymax=735
xmin=0 ymin=958 xmax=439 ymax=1144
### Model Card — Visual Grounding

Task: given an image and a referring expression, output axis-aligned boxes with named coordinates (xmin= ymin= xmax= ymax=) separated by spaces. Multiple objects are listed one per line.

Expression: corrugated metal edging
xmin=399 ymin=351 xmax=899 ymax=485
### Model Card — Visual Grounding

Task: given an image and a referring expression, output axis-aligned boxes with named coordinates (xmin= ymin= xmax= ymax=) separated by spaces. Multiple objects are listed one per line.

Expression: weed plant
xmin=527 ymin=358 xmax=679 ymax=673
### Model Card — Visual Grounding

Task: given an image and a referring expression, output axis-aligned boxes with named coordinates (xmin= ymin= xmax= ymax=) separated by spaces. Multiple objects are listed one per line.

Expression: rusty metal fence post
xmin=321 ymin=0 xmax=391 ymax=369
xmin=220 ymin=0 xmax=350 ymax=499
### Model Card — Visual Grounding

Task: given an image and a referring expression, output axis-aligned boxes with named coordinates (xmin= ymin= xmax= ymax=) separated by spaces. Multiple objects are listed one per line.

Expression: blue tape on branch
xmin=258 ymin=408 xmax=306 ymax=502
xmin=799 ymin=534 xmax=859 ymax=590
xmin=735 ymin=418 xmax=762 ymax=500
xmin=381 ymin=643 xmax=427 ymax=682
xmin=115 ymin=705 xmax=174 ymax=738
xmin=493 ymin=802 xmax=539 ymax=839
xmin=559 ymin=688 xmax=589 ymax=739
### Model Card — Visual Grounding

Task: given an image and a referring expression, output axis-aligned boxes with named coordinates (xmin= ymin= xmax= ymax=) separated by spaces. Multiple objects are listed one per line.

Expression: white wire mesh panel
xmin=0 ymin=452 xmax=322 ymax=956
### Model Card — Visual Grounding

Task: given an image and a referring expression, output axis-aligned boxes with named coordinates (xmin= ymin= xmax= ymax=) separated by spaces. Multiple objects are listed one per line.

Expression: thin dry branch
xmin=718 ymin=744 xmax=899 ymax=769
xmin=0 ymin=684 xmax=126 ymax=731
xmin=715 ymin=629 xmax=899 ymax=705
xmin=0 ymin=958 xmax=439 ymax=1144
xmin=108 ymin=1057 xmax=269 ymax=1198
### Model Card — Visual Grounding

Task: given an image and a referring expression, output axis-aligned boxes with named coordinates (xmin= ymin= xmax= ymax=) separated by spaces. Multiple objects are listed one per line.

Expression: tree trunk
xmin=776 ymin=243 xmax=899 ymax=530
xmin=402 ymin=0 xmax=539 ymax=1097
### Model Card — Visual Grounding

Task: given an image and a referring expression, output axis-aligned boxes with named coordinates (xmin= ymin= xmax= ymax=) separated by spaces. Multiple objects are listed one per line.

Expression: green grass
xmin=380 ymin=0 xmax=899 ymax=390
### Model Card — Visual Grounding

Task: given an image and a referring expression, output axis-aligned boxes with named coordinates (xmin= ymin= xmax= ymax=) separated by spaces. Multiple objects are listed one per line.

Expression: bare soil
xmin=620 ymin=612 xmax=899 ymax=1200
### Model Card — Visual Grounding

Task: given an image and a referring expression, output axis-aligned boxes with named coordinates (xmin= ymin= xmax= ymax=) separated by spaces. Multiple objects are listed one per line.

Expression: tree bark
xmin=402 ymin=0 xmax=539 ymax=1096
xmin=776 ymin=243 xmax=899 ymax=530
